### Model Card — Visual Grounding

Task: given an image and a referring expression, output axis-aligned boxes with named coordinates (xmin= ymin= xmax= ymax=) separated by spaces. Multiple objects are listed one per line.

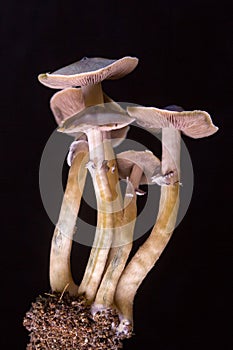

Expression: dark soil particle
xmin=23 ymin=292 xmax=132 ymax=349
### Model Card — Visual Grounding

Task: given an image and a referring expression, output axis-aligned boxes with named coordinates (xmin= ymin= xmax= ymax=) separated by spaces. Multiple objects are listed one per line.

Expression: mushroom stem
xmin=162 ymin=127 xmax=181 ymax=182
xmin=103 ymin=135 xmax=124 ymax=276
xmin=81 ymin=83 xmax=104 ymax=107
xmin=86 ymin=127 xmax=105 ymax=168
xmin=115 ymin=129 xmax=181 ymax=325
xmin=50 ymin=145 xmax=88 ymax=295
xmin=103 ymin=134 xmax=123 ymax=204
xmin=94 ymin=165 xmax=143 ymax=308
xmin=78 ymin=128 xmax=114 ymax=302
xmin=128 ymin=164 xmax=144 ymax=190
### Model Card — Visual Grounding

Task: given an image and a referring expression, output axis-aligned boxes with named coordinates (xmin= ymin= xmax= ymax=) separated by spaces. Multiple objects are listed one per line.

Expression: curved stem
xmin=115 ymin=129 xmax=181 ymax=325
xmin=115 ymin=183 xmax=179 ymax=323
xmin=50 ymin=146 xmax=88 ymax=295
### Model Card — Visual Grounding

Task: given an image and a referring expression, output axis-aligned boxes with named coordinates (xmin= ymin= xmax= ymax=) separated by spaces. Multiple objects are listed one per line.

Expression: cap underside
xmin=39 ymin=56 xmax=138 ymax=88
xmin=127 ymin=106 xmax=218 ymax=138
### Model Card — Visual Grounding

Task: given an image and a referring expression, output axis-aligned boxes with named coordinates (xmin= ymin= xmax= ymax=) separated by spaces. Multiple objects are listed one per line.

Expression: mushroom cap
xmin=116 ymin=150 xmax=161 ymax=185
xmin=51 ymin=89 xmax=130 ymax=146
xmin=50 ymin=88 xmax=85 ymax=125
xmin=58 ymin=104 xmax=135 ymax=134
xmin=127 ymin=106 xmax=218 ymax=138
xmin=38 ymin=56 xmax=139 ymax=89
xmin=50 ymin=89 xmax=125 ymax=125
xmin=164 ymin=105 xmax=184 ymax=112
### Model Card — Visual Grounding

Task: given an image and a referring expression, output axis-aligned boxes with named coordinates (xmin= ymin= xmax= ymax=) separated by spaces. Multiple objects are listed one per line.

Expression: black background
xmin=1 ymin=0 xmax=232 ymax=349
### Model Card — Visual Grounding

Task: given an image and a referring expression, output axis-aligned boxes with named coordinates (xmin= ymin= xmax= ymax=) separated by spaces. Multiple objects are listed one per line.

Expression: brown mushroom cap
xmin=116 ymin=150 xmax=161 ymax=185
xmin=38 ymin=56 xmax=139 ymax=89
xmin=58 ymin=105 xmax=135 ymax=134
xmin=127 ymin=106 xmax=218 ymax=138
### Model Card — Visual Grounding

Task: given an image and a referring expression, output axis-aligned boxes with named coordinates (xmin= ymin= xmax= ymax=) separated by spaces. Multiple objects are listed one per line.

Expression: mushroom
xmin=114 ymin=104 xmax=218 ymax=328
xmin=49 ymin=139 xmax=89 ymax=295
xmin=93 ymin=150 xmax=161 ymax=310
xmin=117 ymin=149 xmax=161 ymax=187
xmin=58 ymin=105 xmax=135 ymax=303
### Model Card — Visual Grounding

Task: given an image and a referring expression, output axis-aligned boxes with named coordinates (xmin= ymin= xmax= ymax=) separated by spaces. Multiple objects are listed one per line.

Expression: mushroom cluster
xmin=23 ymin=56 xmax=218 ymax=349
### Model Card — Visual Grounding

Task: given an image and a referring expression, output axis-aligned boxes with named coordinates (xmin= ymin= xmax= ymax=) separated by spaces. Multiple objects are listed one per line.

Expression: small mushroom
xmin=115 ymin=104 xmax=218 ymax=327
xmin=94 ymin=150 xmax=161 ymax=309
xmin=50 ymin=139 xmax=89 ymax=295
xmin=128 ymin=105 xmax=218 ymax=183
xmin=117 ymin=149 xmax=161 ymax=188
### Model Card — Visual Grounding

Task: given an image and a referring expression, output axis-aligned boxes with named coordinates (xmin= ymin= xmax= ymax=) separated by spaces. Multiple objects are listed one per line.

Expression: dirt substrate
xmin=23 ymin=292 xmax=132 ymax=349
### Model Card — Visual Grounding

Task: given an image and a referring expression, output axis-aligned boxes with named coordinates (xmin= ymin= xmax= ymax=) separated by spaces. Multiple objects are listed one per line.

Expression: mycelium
xmin=24 ymin=56 xmax=219 ymax=350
